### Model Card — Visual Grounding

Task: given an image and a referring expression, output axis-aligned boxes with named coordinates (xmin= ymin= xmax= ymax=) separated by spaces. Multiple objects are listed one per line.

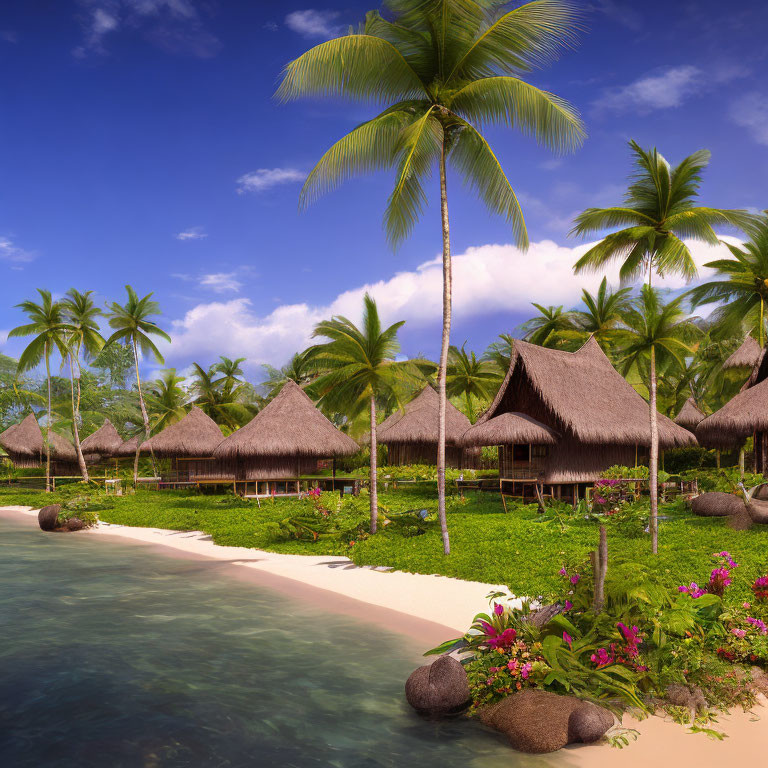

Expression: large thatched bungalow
xmin=674 ymin=397 xmax=707 ymax=432
xmin=470 ymin=337 xmax=696 ymax=501
xmin=213 ymin=380 xmax=358 ymax=492
xmin=141 ymin=407 xmax=225 ymax=481
xmin=0 ymin=413 xmax=79 ymax=474
xmin=376 ymin=385 xmax=478 ymax=468
xmin=81 ymin=419 xmax=123 ymax=465
xmin=723 ymin=335 xmax=762 ymax=370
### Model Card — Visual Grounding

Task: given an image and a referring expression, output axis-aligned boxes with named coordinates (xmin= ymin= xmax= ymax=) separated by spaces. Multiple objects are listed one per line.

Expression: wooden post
xmin=592 ymin=525 xmax=608 ymax=614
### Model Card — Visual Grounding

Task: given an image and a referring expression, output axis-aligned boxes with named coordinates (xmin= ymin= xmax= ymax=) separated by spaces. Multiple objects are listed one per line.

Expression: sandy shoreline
xmin=3 ymin=504 xmax=767 ymax=765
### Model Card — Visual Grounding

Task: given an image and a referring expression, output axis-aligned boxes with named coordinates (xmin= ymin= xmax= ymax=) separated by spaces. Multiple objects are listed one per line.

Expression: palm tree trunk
xmin=436 ymin=138 xmax=452 ymax=556
xmin=761 ymin=297 xmax=765 ymax=348
xmin=649 ymin=343 xmax=659 ymax=555
xmin=69 ymin=352 xmax=89 ymax=482
xmin=369 ymin=393 xmax=378 ymax=535
xmin=132 ymin=337 xmax=156 ymax=483
xmin=465 ymin=391 xmax=473 ymax=424
xmin=44 ymin=343 xmax=51 ymax=494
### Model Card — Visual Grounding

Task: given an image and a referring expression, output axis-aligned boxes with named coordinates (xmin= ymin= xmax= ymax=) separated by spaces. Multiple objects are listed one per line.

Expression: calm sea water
xmin=0 ymin=516 xmax=554 ymax=768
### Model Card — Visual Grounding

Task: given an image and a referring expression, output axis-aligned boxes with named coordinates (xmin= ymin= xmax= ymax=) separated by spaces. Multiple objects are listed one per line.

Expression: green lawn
xmin=2 ymin=485 xmax=767 ymax=603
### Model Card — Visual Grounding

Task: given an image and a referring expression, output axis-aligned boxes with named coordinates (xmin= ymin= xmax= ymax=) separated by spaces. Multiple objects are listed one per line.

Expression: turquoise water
xmin=0 ymin=516 xmax=552 ymax=768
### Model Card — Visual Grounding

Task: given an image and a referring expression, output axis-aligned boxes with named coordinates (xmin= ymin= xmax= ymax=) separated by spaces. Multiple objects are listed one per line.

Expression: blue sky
xmin=1 ymin=0 xmax=767 ymax=381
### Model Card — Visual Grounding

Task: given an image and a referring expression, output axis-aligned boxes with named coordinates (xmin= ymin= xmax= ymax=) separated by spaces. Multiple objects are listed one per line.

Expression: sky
xmin=1 ymin=0 xmax=767 ymax=382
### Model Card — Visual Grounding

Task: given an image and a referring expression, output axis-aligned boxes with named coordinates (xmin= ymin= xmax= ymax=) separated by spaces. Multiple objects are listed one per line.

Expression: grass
xmin=2 ymin=485 xmax=768 ymax=603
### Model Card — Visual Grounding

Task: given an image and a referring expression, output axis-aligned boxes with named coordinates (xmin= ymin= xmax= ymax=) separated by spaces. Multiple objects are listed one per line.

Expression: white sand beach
xmin=3 ymin=504 xmax=766 ymax=766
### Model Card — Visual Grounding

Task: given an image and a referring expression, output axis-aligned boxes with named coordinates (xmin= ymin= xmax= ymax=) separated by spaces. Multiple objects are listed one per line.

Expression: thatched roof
xmin=81 ymin=419 xmax=123 ymax=457
xmin=674 ymin=397 xmax=707 ymax=430
xmin=114 ymin=435 xmax=141 ymax=458
xmin=376 ymin=386 xmax=471 ymax=446
xmin=214 ymin=380 xmax=359 ymax=458
xmin=0 ymin=413 xmax=76 ymax=460
xmin=482 ymin=336 xmax=696 ymax=449
xmin=696 ymin=376 xmax=768 ymax=448
xmin=141 ymin=407 xmax=224 ymax=457
xmin=462 ymin=412 xmax=558 ymax=447
xmin=723 ymin=336 xmax=763 ymax=370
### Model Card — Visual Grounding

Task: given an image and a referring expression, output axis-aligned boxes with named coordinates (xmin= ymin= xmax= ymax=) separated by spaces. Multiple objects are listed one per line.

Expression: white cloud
xmin=285 ymin=9 xmax=342 ymax=39
xmin=236 ymin=168 xmax=305 ymax=194
xmin=199 ymin=273 xmax=242 ymax=293
xmin=731 ymin=91 xmax=768 ymax=146
xmin=593 ymin=65 xmax=703 ymax=113
xmin=162 ymin=238 xmax=736 ymax=370
xmin=0 ymin=237 xmax=35 ymax=263
xmin=175 ymin=227 xmax=207 ymax=240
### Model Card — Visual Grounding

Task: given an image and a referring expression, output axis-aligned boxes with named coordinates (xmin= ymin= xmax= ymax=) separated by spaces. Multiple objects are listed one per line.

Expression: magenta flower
xmin=559 ymin=567 xmax=568 ymax=577
xmin=570 ymin=574 xmax=580 ymax=585
xmin=564 ymin=600 xmax=573 ymax=611
xmin=479 ymin=621 xmax=518 ymax=649
xmin=732 ymin=628 xmax=747 ymax=639
xmin=563 ymin=632 xmax=573 ymax=648
xmin=746 ymin=617 xmax=768 ymax=635
xmin=521 ymin=662 xmax=532 ymax=679
xmin=494 ymin=603 xmax=504 ymax=616
xmin=678 ymin=582 xmax=705 ymax=598
xmin=590 ymin=648 xmax=614 ymax=668
xmin=507 ymin=659 xmax=518 ymax=672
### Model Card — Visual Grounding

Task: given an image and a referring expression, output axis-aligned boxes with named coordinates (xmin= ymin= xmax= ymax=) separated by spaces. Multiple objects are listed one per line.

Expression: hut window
xmin=512 ymin=444 xmax=530 ymax=462
xmin=532 ymin=445 xmax=548 ymax=459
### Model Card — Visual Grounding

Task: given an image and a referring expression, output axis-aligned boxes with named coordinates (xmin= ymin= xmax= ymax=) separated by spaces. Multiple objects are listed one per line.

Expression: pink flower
xmin=744 ymin=602 xmax=752 ymax=609
xmin=480 ymin=621 xmax=517 ymax=649
xmin=507 ymin=659 xmax=518 ymax=672
xmin=564 ymin=600 xmax=573 ymax=611
xmin=559 ymin=567 xmax=568 ymax=577
xmin=732 ymin=628 xmax=747 ymax=639
xmin=563 ymin=632 xmax=573 ymax=648
xmin=746 ymin=617 xmax=768 ymax=635
xmin=591 ymin=648 xmax=613 ymax=668
xmin=570 ymin=574 xmax=580 ymax=585
xmin=494 ymin=603 xmax=504 ymax=616
xmin=521 ymin=662 xmax=532 ymax=679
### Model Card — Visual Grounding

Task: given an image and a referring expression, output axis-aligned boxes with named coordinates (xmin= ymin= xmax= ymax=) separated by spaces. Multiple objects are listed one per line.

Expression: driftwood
xmin=590 ymin=526 xmax=608 ymax=614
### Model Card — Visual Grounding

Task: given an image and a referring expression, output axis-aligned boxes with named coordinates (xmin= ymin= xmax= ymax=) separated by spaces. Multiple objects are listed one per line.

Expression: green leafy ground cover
xmin=3 ymin=484 xmax=768 ymax=603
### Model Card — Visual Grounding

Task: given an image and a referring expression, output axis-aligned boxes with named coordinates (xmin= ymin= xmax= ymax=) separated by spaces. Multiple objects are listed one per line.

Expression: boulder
xmin=478 ymin=689 xmax=613 ymax=753
xmin=64 ymin=517 xmax=85 ymax=532
xmin=751 ymin=484 xmax=768 ymax=501
xmin=38 ymin=504 xmax=61 ymax=532
xmin=690 ymin=492 xmax=744 ymax=518
xmin=747 ymin=499 xmax=768 ymax=525
xmin=405 ymin=656 xmax=470 ymax=716
xmin=728 ymin=508 xmax=754 ymax=531
xmin=666 ymin=684 xmax=707 ymax=715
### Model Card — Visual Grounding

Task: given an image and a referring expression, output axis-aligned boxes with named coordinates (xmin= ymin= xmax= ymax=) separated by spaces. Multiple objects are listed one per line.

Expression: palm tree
xmin=61 ymin=289 xmax=105 ymax=481
xmin=615 ymin=286 xmax=701 ymax=553
xmin=308 ymin=294 xmax=421 ymax=536
xmin=278 ymin=0 xmax=586 ymax=554
xmin=8 ymin=290 xmax=73 ymax=491
xmin=212 ymin=356 xmax=247 ymax=392
xmin=520 ymin=304 xmax=578 ymax=347
xmin=445 ymin=344 xmax=497 ymax=422
xmin=686 ymin=216 xmax=768 ymax=346
xmin=483 ymin=333 xmax=515 ymax=380
xmin=190 ymin=363 xmax=252 ymax=429
xmin=105 ymin=286 xmax=171 ymax=482
xmin=572 ymin=141 xmax=755 ymax=553
xmin=261 ymin=350 xmax=317 ymax=401
xmin=147 ymin=369 xmax=189 ymax=432
xmin=572 ymin=277 xmax=632 ymax=352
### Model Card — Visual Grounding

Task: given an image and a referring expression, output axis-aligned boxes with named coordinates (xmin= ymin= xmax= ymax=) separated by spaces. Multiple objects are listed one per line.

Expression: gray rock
xmin=747 ymin=499 xmax=768 ymax=524
xmin=690 ymin=492 xmax=745 ymax=517
xmin=478 ymin=689 xmax=613 ymax=754
xmin=64 ymin=517 xmax=85 ymax=532
xmin=666 ymin=684 xmax=707 ymax=715
xmin=405 ymin=656 xmax=470 ymax=716
xmin=38 ymin=504 xmax=61 ymax=531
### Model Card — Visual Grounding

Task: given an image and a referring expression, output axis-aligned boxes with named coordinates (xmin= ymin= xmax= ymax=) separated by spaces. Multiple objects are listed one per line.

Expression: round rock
xmin=405 ymin=656 xmax=470 ymax=716
xmin=64 ymin=517 xmax=85 ymax=531
xmin=690 ymin=492 xmax=745 ymax=517
xmin=38 ymin=504 xmax=61 ymax=531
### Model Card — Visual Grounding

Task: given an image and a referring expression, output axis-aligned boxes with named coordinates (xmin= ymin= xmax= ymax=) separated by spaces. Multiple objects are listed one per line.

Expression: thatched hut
xmin=376 ymin=385 xmax=477 ymax=468
xmin=0 ymin=413 xmax=79 ymax=473
xmin=478 ymin=336 xmax=696 ymax=499
xmin=723 ymin=335 xmax=763 ymax=370
xmin=114 ymin=434 xmax=141 ymax=460
xmin=141 ymin=407 xmax=225 ymax=481
xmin=80 ymin=419 xmax=123 ymax=464
xmin=674 ymin=398 xmax=707 ymax=431
xmin=213 ymin=380 xmax=359 ymax=484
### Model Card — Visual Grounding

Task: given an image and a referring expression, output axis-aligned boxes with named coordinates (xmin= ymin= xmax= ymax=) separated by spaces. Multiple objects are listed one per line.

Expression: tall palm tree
xmin=615 ymin=286 xmax=701 ymax=553
xmin=483 ymin=332 xmax=515 ymax=381
xmin=308 ymin=294 xmax=421 ymax=535
xmin=212 ymin=356 xmax=247 ymax=392
xmin=572 ymin=141 xmax=755 ymax=553
xmin=61 ymin=289 xmax=105 ymax=481
xmin=686 ymin=216 xmax=768 ymax=346
xmin=8 ymin=290 xmax=73 ymax=491
xmin=105 ymin=286 xmax=171 ymax=482
xmin=571 ymin=277 xmax=632 ymax=352
xmin=520 ymin=303 xmax=577 ymax=347
xmin=278 ymin=0 xmax=586 ymax=554
xmin=190 ymin=363 xmax=252 ymax=429
xmin=147 ymin=369 xmax=189 ymax=432
xmin=445 ymin=344 xmax=497 ymax=422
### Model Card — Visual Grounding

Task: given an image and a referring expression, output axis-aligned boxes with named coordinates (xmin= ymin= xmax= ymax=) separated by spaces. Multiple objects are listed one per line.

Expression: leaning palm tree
xmin=615 ymin=286 xmax=701 ymax=554
xmin=445 ymin=344 xmax=498 ymax=422
xmin=105 ymin=286 xmax=171 ymax=482
xmin=571 ymin=277 xmax=632 ymax=353
xmin=308 ymin=294 xmax=421 ymax=536
xmin=8 ymin=290 xmax=73 ymax=491
xmin=520 ymin=303 xmax=578 ymax=348
xmin=278 ymin=0 xmax=586 ymax=554
xmin=146 ymin=369 xmax=189 ymax=432
xmin=61 ymin=289 xmax=105 ymax=481
xmin=687 ymin=216 xmax=768 ymax=346
xmin=572 ymin=141 xmax=756 ymax=553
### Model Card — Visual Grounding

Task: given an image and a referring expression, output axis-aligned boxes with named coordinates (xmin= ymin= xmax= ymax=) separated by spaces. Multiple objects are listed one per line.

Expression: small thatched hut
xmin=141 ymin=407 xmax=225 ymax=481
xmin=376 ymin=385 xmax=477 ymax=468
xmin=674 ymin=398 xmax=707 ymax=431
xmin=213 ymin=380 xmax=359 ymax=483
xmin=0 ymin=413 xmax=79 ymax=473
xmin=478 ymin=336 xmax=696 ymax=499
xmin=723 ymin=335 xmax=763 ymax=370
xmin=80 ymin=419 xmax=124 ymax=464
